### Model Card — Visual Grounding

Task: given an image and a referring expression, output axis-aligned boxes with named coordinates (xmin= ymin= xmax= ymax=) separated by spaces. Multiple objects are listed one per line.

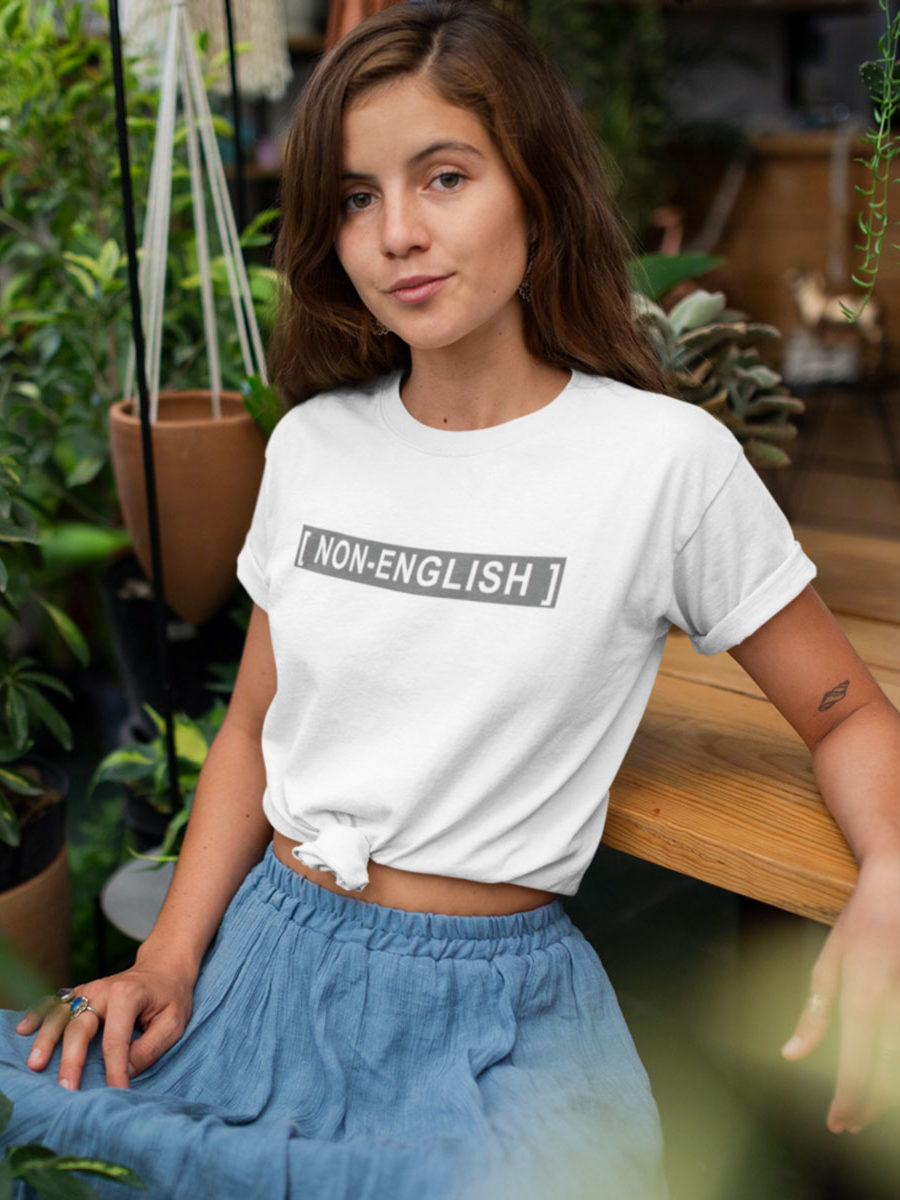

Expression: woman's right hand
xmin=15 ymin=950 xmax=196 ymax=1091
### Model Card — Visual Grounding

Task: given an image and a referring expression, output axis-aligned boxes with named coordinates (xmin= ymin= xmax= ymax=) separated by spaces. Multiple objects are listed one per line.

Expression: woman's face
xmin=334 ymin=73 xmax=530 ymax=355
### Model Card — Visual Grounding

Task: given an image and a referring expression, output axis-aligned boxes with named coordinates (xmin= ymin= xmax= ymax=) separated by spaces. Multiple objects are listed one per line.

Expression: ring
xmin=807 ymin=992 xmax=827 ymax=1014
xmin=66 ymin=995 xmax=101 ymax=1021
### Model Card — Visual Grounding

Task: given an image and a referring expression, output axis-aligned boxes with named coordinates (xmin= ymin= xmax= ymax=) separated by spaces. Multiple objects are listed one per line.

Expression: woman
xmin=3 ymin=3 xmax=899 ymax=1197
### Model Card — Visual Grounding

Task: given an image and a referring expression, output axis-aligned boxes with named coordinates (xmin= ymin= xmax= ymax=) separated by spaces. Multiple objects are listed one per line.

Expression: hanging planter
xmin=111 ymin=0 xmax=267 ymax=626
xmin=110 ymin=392 xmax=264 ymax=625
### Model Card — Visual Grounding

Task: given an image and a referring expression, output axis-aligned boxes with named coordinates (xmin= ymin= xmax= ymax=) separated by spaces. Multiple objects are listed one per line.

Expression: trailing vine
xmin=847 ymin=0 xmax=900 ymax=317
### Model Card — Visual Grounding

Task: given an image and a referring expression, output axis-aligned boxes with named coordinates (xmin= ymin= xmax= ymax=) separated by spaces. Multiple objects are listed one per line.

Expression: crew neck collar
xmin=378 ymin=369 xmax=582 ymax=456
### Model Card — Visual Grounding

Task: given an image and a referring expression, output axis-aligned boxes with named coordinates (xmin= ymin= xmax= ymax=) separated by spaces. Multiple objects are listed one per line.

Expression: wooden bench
xmin=605 ymin=524 xmax=900 ymax=926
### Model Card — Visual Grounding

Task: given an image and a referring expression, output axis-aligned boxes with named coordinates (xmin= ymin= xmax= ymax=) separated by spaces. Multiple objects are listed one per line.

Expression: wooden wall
xmin=674 ymin=131 xmax=900 ymax=375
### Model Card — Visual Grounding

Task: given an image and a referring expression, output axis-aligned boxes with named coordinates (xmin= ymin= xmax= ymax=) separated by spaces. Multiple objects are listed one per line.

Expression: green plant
xmin=0 ymin=1088 xmax=144 ymax=1198
xmin=0 ymin=0 xmax=281 ymax=547
xmin=848 ymin=0 xmax=900 ymax=316
xmin=240 ymin=373 xmax=285 ymax=441
xmin=525 ymin=0 xmax=670 ymax=233
xmin=634 ymin=289 xmax=805 ymax=469
xmin=68 ymin=791 xmax=135 ymax=983
xmin=0 ymin=423 xmax=87 ymax=848
xmin=629 ymin=252 xmax=724 ymax=304
xmin=522 ymin=2 xmax=754 ymax=241
xmin=90 ymin=701 xmax=227 ymax=860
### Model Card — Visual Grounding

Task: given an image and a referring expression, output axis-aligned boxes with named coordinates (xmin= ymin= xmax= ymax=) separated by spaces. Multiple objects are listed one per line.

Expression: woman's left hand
xmin=781 ymin=856 xmax=900 ymax=1133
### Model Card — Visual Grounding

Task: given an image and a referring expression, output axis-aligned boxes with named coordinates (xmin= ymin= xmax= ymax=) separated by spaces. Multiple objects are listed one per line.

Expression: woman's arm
xmin=728 ymin=584 xmax=900 ymax=1133
xmin=18 ymin=603 xmax=278 ymax=1090
xmin=135 ymin=602 xmax=277 ymax=975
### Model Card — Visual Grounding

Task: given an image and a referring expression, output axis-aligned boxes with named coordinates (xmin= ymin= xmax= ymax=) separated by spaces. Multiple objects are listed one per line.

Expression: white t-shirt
xmin=236 ymin=369 xmax=816 ymax=895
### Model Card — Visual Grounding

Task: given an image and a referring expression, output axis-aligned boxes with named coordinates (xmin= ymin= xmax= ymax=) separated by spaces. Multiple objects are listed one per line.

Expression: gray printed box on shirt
xmin=295 ymin=525 xmax=566 ymax=608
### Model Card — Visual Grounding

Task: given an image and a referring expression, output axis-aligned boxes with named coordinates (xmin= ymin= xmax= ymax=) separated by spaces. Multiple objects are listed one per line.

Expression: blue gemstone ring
xmin=66 ymin=995 xmax=101 ymax=1021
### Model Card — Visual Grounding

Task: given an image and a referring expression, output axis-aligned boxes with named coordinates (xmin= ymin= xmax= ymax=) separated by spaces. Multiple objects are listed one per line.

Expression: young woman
xmin=3 ymin=3 xmax=899 ymax=1197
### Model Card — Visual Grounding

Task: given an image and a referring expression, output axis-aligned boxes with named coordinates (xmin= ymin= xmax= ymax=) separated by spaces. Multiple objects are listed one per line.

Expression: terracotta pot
xmin=0 ymin=847 xmax=70 ymax=1003
xmin=109 ymin=391 xmax=266 ymax=626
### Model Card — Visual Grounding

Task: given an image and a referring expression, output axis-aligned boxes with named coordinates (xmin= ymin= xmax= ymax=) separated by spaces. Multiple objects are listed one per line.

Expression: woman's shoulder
xmin=267 ymin=374 xmax=392 ymax=446
xmin=569 ymin=371 xmax=740 ymax=458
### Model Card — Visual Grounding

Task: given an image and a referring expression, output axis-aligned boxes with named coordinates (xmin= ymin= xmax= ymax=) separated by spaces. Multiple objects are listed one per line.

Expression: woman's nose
xmin=380 ymin=194 xmax=429 ymax=256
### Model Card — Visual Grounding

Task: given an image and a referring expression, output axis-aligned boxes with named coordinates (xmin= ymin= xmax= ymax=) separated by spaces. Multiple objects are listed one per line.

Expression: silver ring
xmin=67 ymin=995 xmax=101 ymax=1021
xmin=807 ymin=992 xmax=827 ymax=1014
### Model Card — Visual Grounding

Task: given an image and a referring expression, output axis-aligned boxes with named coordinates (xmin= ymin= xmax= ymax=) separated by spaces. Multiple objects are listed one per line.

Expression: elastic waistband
xmin=249 ymin=844 xmax=572 ymax=960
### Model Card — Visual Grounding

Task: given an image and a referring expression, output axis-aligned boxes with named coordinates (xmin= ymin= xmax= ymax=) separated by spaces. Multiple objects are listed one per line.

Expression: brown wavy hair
xmin=269 ymin=0 xmax=665 ymax=406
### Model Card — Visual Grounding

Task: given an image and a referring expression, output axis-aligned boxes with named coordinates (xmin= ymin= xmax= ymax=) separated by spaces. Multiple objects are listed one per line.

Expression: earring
xmin=373 ymin=319 xmax=390 ymax=336
xmin=517 ymin=243 xmax=536 ymax=304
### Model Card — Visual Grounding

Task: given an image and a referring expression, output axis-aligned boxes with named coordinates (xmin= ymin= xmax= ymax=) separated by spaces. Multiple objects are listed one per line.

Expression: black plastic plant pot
xmin=100 ymin=552 xmax=244 ymax=721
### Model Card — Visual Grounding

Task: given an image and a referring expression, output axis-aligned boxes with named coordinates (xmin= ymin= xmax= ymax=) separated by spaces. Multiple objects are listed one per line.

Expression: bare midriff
xmin=272 ymin=831 xmax=556 ymax=916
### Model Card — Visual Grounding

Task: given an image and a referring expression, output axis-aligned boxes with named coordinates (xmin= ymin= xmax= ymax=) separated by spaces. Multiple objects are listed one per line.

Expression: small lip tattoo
xmin=818 ymin=680 xmax=850 ymax=712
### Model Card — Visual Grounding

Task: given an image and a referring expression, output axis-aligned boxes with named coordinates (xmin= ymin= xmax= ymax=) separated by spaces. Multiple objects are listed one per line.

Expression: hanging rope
xmin=121 ymin=0 xmax=292 ymax=101
xmin=109 ymin=0 xmax=181 ymax=815
xmin=122 ymin=0 xmax=268 ymax=422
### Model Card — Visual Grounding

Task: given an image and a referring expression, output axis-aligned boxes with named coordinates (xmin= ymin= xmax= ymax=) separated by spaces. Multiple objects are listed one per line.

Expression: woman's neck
xmin=400 ymin=345 xmax=571 ymax=432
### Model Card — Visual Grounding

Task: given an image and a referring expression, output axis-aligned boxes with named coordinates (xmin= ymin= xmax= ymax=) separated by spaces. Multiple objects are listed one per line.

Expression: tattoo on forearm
xmin=818 ymin=680 xmax=850 ymax=712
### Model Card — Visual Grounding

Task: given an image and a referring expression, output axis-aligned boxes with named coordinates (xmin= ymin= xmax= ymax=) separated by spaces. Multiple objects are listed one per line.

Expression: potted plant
xmin=106 ymin=0 xmax=286 ymax=627
xmin=0 ymin=1 xmax=281 ymax=632
xmin=0 ymin=422 xmax=88 ymax=989
xmin=631 ymin=270 xmax=805 ymax=470
xmin=91 ymin=699 xmax=227 ymax=859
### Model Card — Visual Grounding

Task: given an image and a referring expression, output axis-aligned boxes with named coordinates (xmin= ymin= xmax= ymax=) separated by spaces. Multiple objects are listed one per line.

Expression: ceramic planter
xmin=109 ymin=391 xmax=265 ymax=626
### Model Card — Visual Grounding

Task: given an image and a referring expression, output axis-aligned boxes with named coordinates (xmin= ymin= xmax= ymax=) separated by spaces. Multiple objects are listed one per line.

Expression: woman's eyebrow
xmin=341 ymin=141 xmax=485 ymax=181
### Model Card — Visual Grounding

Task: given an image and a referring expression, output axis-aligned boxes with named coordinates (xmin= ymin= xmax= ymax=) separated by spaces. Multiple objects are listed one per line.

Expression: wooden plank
xmin=607 ymin=674 xmax=857 ymax=925
xmin=829 ymin=614 xmax=900 ymax=678
xmin=794 ymin=525 xmax=900 ymax=625
xmin=660 ymin=624 xmax=900 ymax=703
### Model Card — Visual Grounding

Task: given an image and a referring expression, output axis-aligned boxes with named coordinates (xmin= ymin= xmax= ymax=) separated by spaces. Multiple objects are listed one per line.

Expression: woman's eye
xmin=432 ymin=171 xmax=464 ymax=191
xmin=343 ymin=192 xmax=374 ymax=212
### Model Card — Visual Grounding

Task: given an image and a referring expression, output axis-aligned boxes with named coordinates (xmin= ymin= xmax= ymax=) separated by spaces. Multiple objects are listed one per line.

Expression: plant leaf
xmin=668 ymin=290 xmax=727 ymax=336
xmin=51 ymin=1159 xmax=145 ymax=1189
xmin=628 ymin=253 xmax=723 ymax=302
xmin=37 ymin=600 xmax=89 ymax=666
xmin=23 ymin=688 xmax=72 ymax=752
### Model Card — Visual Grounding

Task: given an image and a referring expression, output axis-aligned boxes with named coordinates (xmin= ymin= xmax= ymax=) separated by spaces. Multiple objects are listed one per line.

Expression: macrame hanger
xmin=179 ymin=2 xmax=268 ymax=386
xmin=123 ymin=0 xmax=267 ymax=422
xmin=179 ymin=19 xmax=222 ymax=415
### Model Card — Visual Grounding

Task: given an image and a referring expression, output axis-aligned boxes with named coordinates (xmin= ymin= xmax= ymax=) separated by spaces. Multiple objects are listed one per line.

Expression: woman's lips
xmin=387 ymin=275 xmax=451 ymax=304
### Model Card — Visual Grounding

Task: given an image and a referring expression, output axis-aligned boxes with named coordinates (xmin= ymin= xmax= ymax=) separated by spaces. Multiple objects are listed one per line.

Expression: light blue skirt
xmin=1 ymin=846 xmax=666 ymax=1199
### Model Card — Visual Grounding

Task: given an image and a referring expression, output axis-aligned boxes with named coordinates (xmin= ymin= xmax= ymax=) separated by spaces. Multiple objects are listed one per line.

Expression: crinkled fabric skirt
xmin=1 ymin=846 xmax=666 ymax=1199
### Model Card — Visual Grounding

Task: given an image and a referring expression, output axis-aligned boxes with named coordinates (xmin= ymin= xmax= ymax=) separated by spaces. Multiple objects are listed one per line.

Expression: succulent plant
xmin=634 ymin=289 xmax=805 ymax=469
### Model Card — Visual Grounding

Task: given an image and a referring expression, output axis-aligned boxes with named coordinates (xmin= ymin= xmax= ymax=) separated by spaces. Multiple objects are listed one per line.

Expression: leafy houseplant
xmin=91 ymin=701 xmax=227 ymax=861
xmin=0 ymin=421 xmax=88 ymax=988
xmin=0 ymin=0 xmax=281 ymax=616
xmin=633 ymin=287 xmax=804 ymax=470
xmin=846 ymin=0 xmax=900 ymax=315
